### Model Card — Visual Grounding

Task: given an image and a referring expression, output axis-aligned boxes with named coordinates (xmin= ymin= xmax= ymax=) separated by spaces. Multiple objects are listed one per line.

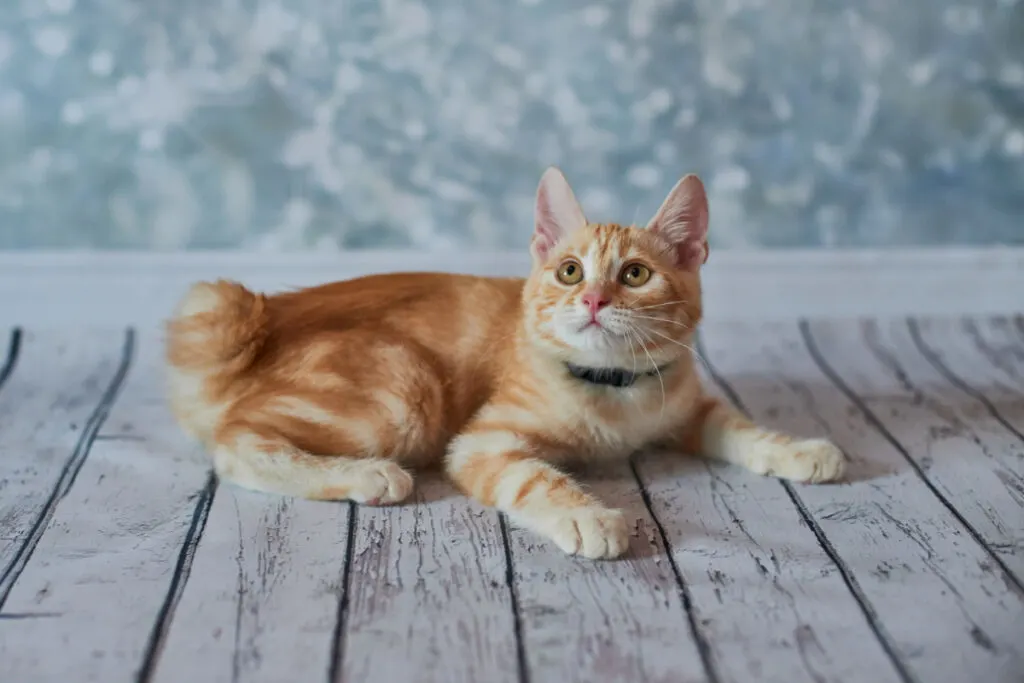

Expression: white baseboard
xmin=1 ymin=247 xmax=1021 ymax=327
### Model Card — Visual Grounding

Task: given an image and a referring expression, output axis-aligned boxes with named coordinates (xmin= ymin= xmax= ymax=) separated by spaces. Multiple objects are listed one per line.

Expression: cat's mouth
xmin=559 ymin=311 xmax=631 ymax=344
xmin=578 ymin=317 xmax=613 ymax=334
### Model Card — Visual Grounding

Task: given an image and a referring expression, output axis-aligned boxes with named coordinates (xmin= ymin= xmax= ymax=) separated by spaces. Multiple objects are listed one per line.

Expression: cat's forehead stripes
xmin=572 ymin=223 xmax=651 ymax=283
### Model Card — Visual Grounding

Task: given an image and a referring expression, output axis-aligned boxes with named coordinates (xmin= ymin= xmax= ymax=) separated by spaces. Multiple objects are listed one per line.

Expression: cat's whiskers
xmin=631 ymin=299 xmax=689 ymax=312
xmin=626 ymin=313 xmax=692 ymax=327
xmin=630 ymin=313 xmax=691 ymax=330
xmin=624 ymin=322 xmax=639 ymax=378
xmin=638 ymin=325 xmax=712 ymax=372
xmin=627 ymin=322 xmax=667 ymax=424
xmin=620 ymin=326 xmax=648 ymax=417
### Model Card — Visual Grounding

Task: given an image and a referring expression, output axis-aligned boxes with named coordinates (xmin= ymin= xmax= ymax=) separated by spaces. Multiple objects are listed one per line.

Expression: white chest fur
xmin=560 ymin=369 xmax=702 ymax=461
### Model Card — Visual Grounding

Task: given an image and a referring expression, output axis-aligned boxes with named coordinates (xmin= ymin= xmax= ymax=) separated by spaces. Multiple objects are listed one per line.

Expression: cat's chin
xmin=550 ymin=325 xmax=639 ymax=366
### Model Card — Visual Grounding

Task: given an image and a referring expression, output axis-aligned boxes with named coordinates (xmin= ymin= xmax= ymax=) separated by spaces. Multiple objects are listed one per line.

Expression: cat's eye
xmin=620 ymin=263 xmax=652 ymax=287
xmin=556 ymin=259 xmax=584 ymax=285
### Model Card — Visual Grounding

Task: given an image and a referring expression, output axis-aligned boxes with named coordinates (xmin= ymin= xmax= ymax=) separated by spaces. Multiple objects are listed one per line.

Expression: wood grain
xmin=701 ymin=319 xmax=1024 ymax=683
xmin=806 ymin=318 xmax=1024 ymax=585
xmin=910 ymin=316 xmax=1024 ymax=432
xmin=150 ymin=486 xmax=351 ymax=683
xmin=0 ymin=328 xmax=214 ymax=682
xmin=506 ymin=461 xmax=710 ymax=683
xmin=0 ymin=328 xmax=17 ymax=388
xmin=4 ymin=313 xmax=1024 ymax=683
xmin=0 ymin=328 xmax=130 ymax=606
xmin=338 ymin=475 xmax=519 ymax=683
xmin=636 ymin=353 xmax=904 ymax=683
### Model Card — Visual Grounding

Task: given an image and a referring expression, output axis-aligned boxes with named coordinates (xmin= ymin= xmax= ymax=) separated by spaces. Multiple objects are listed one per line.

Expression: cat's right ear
xmin=532 ymin=167 xmax=586 ymax=263
xmin=646 ymin=174 xmax=710 ymax=271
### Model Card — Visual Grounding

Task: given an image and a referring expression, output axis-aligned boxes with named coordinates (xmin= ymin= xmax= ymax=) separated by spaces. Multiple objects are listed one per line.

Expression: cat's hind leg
xmin=682 ymin=396 xmax=846 ymax=483
xmin=203 ymin=338 xmax=447 ymax=503
xmin=210 ymin=421 xmax=414 ymax=504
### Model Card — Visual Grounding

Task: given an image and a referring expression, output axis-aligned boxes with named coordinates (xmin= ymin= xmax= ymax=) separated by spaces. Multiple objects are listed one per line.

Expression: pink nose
xmin=582 ymin=292 xmax=611 ymax=315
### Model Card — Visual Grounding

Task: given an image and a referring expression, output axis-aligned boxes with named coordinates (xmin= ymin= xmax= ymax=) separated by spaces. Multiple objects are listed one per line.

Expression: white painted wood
xmin=701 ymin=319 xmax=1024 ymax=683
xmin=0 ymin=328 xmax=214 ymax=683
xmin=340 ymin=475 xmax=518 ymax=683
xmin=637 ymin=429 xmax=903 ymax=679
xmin=0 ymin=329 xmax=127 ymax=603
xmin=805 ymin=318 xmax=1024 ymax=584
xmin=3 ymin=247 xmax=1023 ymax=327
xmin=0 ymin=329 xmax=15 ymax=385
xmin=2 ymin=311 xmax=1023 ymax=682
xmin=150 ymin=487 xmax=351 ymax=683
xmin=911 ymin=316 xmax=1024 ymax=418
xmin=507 ymin=461 xmax=710 ymax=683
xmin=965 ymin=316 xmax=1024 ymax=399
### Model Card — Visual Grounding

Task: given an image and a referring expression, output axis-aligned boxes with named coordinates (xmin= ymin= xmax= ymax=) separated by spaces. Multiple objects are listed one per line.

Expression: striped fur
xmin=164 ymin=168 xmax=845 ymax=558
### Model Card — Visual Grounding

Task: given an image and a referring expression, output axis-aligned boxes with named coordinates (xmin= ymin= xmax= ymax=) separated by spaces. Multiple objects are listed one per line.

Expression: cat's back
xmin=265 ymin=271 xmax=523 ymax=361
xmin=269 ymin=271 xmax=519 ymax=326
xmin=266 ymin=271 xmax=523 ymax=427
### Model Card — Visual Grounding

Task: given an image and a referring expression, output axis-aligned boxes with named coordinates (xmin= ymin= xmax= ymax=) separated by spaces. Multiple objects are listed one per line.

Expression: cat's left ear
xmin=646 ymin=174 xmax=709 ymax=270
xmin=532 ymin=167 xmax=587 ymax=263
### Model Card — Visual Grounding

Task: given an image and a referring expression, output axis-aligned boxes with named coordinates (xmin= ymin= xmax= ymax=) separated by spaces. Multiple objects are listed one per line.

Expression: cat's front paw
xmin=774 ymin=438 xmax=846 ymax=484
xmin=545 ymin=506 xmax=629 ymax=559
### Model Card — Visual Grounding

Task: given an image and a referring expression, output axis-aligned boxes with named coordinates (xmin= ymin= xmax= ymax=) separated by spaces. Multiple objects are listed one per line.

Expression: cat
xmin=164 ymin=167 xmax=845 ymax=559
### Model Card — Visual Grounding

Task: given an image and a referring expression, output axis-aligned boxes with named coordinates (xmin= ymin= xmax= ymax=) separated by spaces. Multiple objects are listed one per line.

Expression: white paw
xmin=545 ymin=506 xmax=629 ymax=559
xmin=344 ymin=461 xmax=414 ymax=505
xmin=772 ymin=438 xmax=847 ymax=484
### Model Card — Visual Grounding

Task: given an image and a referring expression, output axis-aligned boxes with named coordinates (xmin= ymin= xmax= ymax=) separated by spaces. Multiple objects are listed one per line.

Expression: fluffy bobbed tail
xmin=165 ymin=279 xmax=269 ymax=376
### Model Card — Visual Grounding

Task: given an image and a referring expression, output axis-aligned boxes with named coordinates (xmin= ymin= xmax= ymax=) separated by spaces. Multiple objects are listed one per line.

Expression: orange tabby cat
xmin=165 ymin=167 xmax=845 ymax=559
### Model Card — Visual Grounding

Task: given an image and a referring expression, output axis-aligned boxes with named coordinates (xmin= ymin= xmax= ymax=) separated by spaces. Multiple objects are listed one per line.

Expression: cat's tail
xmin=165 ymin=279 xmax=270 ymax=376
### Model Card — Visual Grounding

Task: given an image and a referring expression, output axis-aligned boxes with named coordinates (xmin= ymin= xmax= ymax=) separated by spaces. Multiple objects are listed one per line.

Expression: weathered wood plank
xmin=636 ymin=361 xmax=904 ymax=683
xmin=909 ymin=316 xmax=1024 ymax=433
xmin=149 ymin=488 xmax=350 ymax=683
xmin=507 ymin=461 xmax=710 ymax=683
xmin=0 ymin=328 xmax=17 ymax=388
xmin=339 ymin=475 xmax=518 ymax=683
xmin=701 ymin=319 xmax=1024 ymax=683
xmin=0 ymin=328 xmax=130 ymax=606
xmin=805 ymin=318 xmax=1024 ymax=584
xmin=0 ymin=328 xmax=215 ymax=682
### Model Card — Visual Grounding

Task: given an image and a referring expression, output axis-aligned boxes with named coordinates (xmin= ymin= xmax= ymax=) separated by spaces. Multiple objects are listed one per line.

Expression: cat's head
xmin=521 ymin=166 xmax=709 ymax=369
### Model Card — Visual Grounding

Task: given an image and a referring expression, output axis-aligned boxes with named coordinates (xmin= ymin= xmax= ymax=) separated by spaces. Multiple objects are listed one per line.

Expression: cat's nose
xmin=582 ymin=292 xmax=611 ymax=315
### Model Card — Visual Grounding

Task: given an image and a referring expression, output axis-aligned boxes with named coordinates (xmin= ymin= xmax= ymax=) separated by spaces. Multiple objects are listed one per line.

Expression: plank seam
xmin=136 ymin=470 xmax=218 ymax=683
xmin=803 ymin=319 xmax=1024 ymax=598
xmin=909 ymin=317 xmax=1024 ymax=444
xmin=695 ymin=330 xmax=917 ymax=683
xmin=0 ymin=327 xmax=135 ymax=609
xmin=0 ymin=328 xmax=21 ymax=390
xmin=498 ymin=512 xmax=530 ymax=683
xmin=327 ymin=502 xmax=357 ymax=683
xmin=628 ymin=457 xmax=720 ymax=683
xmin=875 ymin=317 xmax=1024 ymax=594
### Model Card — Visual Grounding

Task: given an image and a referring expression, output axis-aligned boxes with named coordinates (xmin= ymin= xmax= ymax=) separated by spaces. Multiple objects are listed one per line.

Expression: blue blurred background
xmin=1 ymin=0 xmax=1022 ymax=251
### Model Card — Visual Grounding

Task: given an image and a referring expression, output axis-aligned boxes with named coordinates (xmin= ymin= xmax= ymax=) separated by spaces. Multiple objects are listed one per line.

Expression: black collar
xmin=565 ymin=362 xmax=671 ymax=388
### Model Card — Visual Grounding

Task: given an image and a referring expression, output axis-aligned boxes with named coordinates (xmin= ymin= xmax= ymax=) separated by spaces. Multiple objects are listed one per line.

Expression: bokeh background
xmin=1 ymin=0 xmax=1022 ymax=251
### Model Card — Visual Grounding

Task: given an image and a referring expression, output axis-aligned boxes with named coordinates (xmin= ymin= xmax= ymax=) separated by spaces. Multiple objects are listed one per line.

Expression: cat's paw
xmin=352 ymin=461 xmax=415 ymax=504
xmin=545 ymin=506 xmax=629 ymax=559
xmin=772 ymin=438 xmax=846 ymax=484
xmin=318 ymin=460 xmax=414 ymax=505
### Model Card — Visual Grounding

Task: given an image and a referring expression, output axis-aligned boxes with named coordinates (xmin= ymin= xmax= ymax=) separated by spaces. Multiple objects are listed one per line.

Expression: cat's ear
xmin=646 ymin=174 xmax=710 ymax=270
xmin=532 ymin=167 xmax=587 ymax=262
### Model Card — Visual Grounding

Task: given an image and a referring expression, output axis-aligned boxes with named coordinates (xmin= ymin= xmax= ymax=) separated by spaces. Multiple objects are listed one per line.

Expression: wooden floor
xmin=1 ymin=317 xmax=1023 ymax=683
